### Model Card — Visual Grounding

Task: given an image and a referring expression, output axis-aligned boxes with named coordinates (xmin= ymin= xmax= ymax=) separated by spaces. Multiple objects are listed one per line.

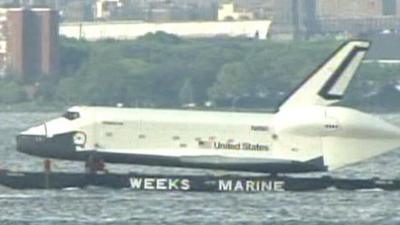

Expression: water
xmin=1 ymin=112 xmax=400 ymax=225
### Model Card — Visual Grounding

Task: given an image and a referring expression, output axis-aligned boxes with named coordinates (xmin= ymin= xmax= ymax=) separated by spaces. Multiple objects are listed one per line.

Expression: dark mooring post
xmin=44 ymin=159 xmax=52 ymax=189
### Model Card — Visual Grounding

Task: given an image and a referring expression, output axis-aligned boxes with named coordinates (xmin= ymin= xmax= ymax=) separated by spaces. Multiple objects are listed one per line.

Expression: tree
xmin=208 ymin=62 xmax=253 ymax=101
xmin=59 ymin=38 xmax=90 ymax=77
xmin=0 ymin=81 xmax=26 ymax=104
xmin=179 ymin=78 xmax=194 ymax=105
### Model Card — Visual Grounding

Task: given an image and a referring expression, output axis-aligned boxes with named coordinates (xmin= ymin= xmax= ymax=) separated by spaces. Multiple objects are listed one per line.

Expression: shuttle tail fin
xmin=278 ymin=40 xmax=370 ymax=111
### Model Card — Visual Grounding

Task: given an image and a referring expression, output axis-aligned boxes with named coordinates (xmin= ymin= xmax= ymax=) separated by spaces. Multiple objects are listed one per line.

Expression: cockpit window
xmin=63 ymin=111 xmax=80 ymax=120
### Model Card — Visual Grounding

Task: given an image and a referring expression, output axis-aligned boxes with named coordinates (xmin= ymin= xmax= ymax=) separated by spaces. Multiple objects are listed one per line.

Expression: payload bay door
xmin=272 ymin=132 xmax=322 ymax=164
xmin=95 ymin=120 xmax=126 ymax=149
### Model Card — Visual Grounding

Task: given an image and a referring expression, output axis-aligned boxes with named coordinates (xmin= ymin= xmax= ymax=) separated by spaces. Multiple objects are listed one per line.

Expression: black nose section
xmin=16 ymin=133 xmax=79 ymax=160
xmin=16 ymin=135 xmax=47 ymax=156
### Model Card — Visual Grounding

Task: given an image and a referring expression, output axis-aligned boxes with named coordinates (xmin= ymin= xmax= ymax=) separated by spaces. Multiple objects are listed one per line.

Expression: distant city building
xmin=217 ymin=3 xmax=254 ymax=21
xmin=57 ymin=0 xmax=93 ymax=22
xmin=268 ymin=0 xmax=317 ymax=40
xmin=316 ymin=0 xmax=400 ymax=35
xmin=2 ymin=0 xmax=400 ymax=42
xmin=3 ymin=0 xmax=219 ymax=22
xmin=95 ymin=0 xmax=123 ymax=20
xmin=268 ymin=0 xmax=400 ymax=40
xmin=5 ymin=8 xmax=59 ymax=80
xmin=0 ymin=8 xmax=8 ymax=76
xmin=60 ymin=0 xmax=218 ymax=22
xmin=33 ymin=8 xmax=59 ymax=76
xmin=317 ymin=0 xmax=400 ymax=18
xmin=233 ymin=0 xmax=274 ymax=19
xmin=0 ymin=40 xmax=6 ymax=77
xmin=59 ymin=20 xmax=271 ymax=41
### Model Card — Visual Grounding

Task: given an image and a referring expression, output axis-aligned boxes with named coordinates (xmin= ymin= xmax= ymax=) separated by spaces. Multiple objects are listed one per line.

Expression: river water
xmin=1 ymin=112 xmax=400 ymax=225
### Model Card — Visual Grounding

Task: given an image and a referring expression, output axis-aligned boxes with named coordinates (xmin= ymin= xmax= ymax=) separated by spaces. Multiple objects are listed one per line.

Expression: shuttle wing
xmin=279 ymin=40 xmax=370 ymax=111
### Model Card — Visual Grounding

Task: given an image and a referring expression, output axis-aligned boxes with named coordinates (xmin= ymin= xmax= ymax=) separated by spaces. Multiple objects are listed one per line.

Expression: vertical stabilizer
xmin=279 ymin=41 xmax=370 ymax=111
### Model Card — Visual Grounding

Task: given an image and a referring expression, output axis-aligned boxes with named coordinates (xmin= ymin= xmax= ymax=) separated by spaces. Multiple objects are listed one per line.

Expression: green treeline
xmin=1 ymin=32 xmax=400 ymax=111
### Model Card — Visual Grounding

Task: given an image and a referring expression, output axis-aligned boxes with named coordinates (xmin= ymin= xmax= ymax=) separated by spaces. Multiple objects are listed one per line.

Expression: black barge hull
xmin=1 ymin=170 xmax=400 ymax=192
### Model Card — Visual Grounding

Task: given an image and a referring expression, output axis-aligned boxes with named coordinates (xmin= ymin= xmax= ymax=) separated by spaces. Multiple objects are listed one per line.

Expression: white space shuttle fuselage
xmin=16 ymin=41 xmax=400 ymax=173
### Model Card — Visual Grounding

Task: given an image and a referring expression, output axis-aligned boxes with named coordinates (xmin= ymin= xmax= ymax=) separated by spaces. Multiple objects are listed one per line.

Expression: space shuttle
xmin=16 ymin=40 xmax=400 ymax=173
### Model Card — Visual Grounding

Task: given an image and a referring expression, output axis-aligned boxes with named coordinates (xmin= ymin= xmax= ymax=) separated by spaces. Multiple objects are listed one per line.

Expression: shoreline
xmin=1 ymin=102 xmax=400 ymax=114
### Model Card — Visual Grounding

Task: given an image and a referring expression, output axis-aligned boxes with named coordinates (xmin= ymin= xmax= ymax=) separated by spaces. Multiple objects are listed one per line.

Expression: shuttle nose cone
xmin=16 ymin=132 xmax=78 ymax=160
xmin=20 ymin=124 xmax=47 ymax=136
xmin=17 ymin=124 xmax=49 ymax=156
xmin=16 ymin=134 xmax=47 ymax=156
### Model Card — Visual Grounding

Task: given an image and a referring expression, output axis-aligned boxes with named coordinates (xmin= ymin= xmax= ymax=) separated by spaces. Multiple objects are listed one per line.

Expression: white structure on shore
xmin=218 ymin=3 xmax=254 ymax=21
xmin=59 ymin=20 xmax=272 ymax=41
xmin=95 ymin=0 xmax=123 ymax=19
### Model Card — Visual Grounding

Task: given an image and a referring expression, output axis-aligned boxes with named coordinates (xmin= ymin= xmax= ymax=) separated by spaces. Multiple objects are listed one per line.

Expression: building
xmin=92 ymin=0 xmax=219 ymax=22
xmin=6 ymin=9 xmax=34 ymax=78
xmin=95 ymin=0 xmax=123 ymax=20
xmin=316 ymin=0 xmax=400 ymax=34
xmin=233 ymin=0 xmax=274 ymax=19
xmin=267 ymin=0 xmax=400 ymax=40
xmin=5 ymin=8 xmax=59 ymax=81
xmin=58 ymin=0 xmax=93 ymax=22
xmin=268 ymin=0 xmax=318 ymax=40
xmin=217 ymin=3 xmax=254 ymax=21
xmin=59 ymin=20 xmax=271 ymax=41
xmin=317 ymin=0 xmax=400 ymax=18
xmin=33 ymin=8 xmax=59 ymax=76
xmin=0 ymin=8 xmax=8 ymax=76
